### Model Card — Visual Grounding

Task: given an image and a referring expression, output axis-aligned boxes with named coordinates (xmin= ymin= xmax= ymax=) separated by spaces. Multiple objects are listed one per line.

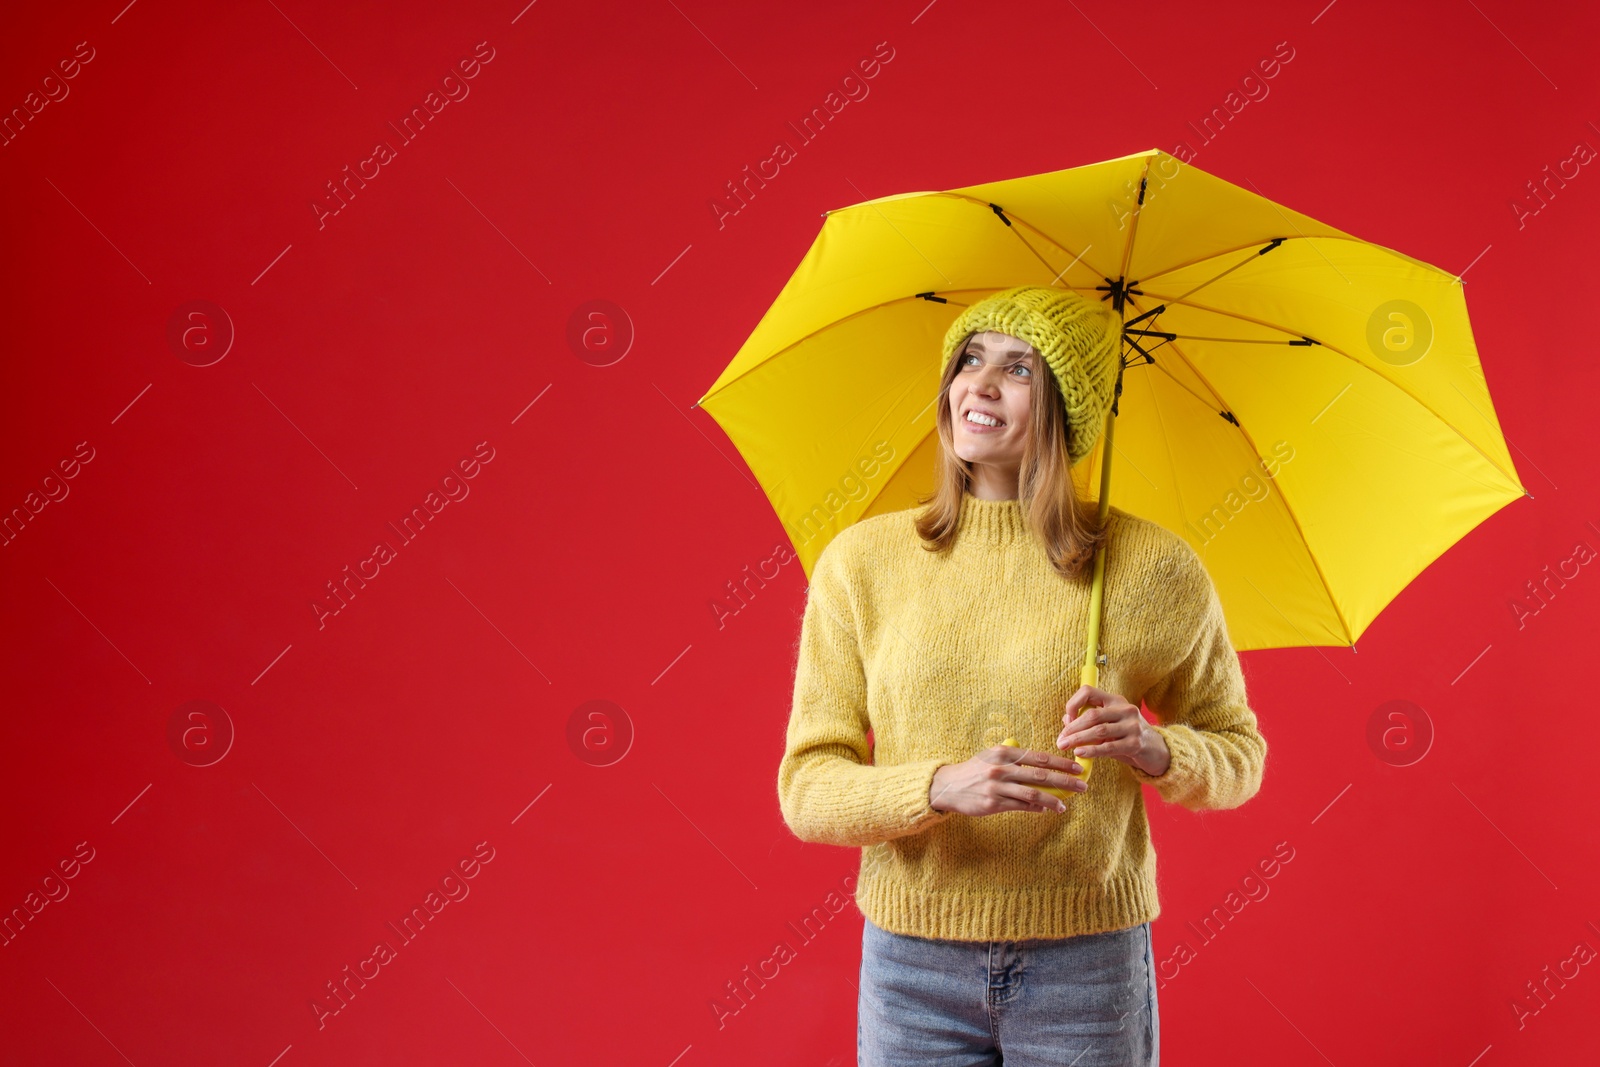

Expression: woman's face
xmin=949 ymin=330 xmax=1036 ymax=476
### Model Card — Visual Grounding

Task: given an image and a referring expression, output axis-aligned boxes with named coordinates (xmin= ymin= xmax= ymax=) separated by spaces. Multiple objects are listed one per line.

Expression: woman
xmin=776 ymin=285 xmax=1268 ymax=1066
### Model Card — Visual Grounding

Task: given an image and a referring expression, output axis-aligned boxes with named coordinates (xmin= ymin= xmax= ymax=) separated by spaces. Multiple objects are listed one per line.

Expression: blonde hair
xmin=913 ymin=334 xmax=1108 ymax=580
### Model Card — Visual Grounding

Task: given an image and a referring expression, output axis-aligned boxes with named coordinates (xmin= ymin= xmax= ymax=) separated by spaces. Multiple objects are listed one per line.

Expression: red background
xmin=3 ymin=0 xmax=1598 ymax=1064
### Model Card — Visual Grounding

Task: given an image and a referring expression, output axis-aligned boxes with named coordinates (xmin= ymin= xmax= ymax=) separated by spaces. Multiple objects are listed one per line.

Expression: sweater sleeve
xmin=1126 ymin=547 xmax=1267 ymax=811
xmin=776 ymin=538 xmax=954 ymax=847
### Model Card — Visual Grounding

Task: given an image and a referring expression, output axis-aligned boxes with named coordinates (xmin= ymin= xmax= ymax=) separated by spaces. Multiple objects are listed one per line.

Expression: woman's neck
xmin=966 ymin=465 xmax=1020 ymax=500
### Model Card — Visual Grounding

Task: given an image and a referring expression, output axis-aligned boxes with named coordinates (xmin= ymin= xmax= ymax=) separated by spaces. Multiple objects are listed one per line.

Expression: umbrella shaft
xmin=1082 ymin=402 xmax=1118 ymax=690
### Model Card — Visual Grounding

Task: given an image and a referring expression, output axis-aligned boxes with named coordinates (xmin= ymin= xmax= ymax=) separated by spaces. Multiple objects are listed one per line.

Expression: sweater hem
xmin=855 ymin=866 xmax=1161 ymax=942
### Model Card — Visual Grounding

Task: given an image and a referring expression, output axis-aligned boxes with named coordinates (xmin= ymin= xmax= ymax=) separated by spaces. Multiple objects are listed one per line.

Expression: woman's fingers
xmin=1004 ymin=747 xmax=1085 ymax=778
xmin=1063 ymin=683 xmax=1112 ymax=718
xmin=1059 ymin=715 xmax=1137 ymax=752
xmin=1058 ymin=716 xmax=1106 ymax=751
xmin=994 ymin=782 xmax=1069 ymax=812
xmin=974 ymin=745 xmax=1089 ymax=815
xmin=1001 ymin=753 xmax=1087 ymax=796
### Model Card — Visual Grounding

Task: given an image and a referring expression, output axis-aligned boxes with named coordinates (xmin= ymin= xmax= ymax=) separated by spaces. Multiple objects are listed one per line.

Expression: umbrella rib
xmin=1134 ymin=334 xmax=1313 ymax=345
xmin=1133 ymin=291 xmax=1523 ymax=489
xmin=1123 ymin=292 xmax=1356 ymax=647
xmin=1135 ymin=239 xmax=1282 ymax=283
xmin=935 ymin=191 xmax=1115 ymax=281
xmin=698 ymin=285 xmax=1103 ymax=406
xmin=1131 ymin=234 xmax=1447 ymax=286
xmin=1158 ymin=240 xmax=1285 ymax=305
xmin=1146 ymin=351 xmax=1231 ymax=414
xmin=1005 ymin=223 xmax=1098 ymax=289
xmin=1139 ymin=341 xmax=1198 ymax=569
xmin=696 ymin=293 xmax=939 ymax=405
xmin=1114 ymin=158 xmax=1154 ymax=299
xmin=1134 ymin=291 xmax=1325 ymax=343
xmin=1128 ymin=328 xmax=1287 ymax=434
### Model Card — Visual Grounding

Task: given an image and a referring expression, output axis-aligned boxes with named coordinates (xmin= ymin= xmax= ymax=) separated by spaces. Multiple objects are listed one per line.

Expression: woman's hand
xmin=928 ymin=744 xmax=1086 ymax=816
xmin=1057 ymin=685 xmax=1171 ymax=776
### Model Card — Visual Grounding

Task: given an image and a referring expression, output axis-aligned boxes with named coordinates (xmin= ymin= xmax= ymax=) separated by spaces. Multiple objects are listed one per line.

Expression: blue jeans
xmin=858 ymin=917 xmax=1159 ymax=1066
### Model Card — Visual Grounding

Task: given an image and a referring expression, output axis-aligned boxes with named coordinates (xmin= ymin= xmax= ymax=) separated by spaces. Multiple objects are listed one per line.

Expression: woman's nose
xmin=973 ymin=365 xmax=1005 ymax=392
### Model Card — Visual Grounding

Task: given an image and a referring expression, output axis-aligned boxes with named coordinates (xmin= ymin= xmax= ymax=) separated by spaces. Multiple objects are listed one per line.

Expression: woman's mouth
xmin=962 ymin=411 xmax=1006 ymax=433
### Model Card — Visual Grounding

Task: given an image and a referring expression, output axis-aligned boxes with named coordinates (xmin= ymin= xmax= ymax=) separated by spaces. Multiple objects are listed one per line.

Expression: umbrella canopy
xmin=695 ymin=147 xmax=1526 ymax=653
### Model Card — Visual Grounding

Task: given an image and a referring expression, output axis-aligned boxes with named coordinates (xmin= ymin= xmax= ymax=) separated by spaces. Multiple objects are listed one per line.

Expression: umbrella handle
xmin=999 ymin=735 xmax=1085 ymax=803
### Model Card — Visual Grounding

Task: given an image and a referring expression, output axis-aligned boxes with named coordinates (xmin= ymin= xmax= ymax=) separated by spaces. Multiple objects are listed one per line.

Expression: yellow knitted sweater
xmin=777 ymin=491 xmax=1267 ymax=942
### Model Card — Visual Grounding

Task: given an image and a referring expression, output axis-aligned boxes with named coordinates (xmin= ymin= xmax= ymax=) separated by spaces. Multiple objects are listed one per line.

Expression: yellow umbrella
xmin=694 ymin=147 xmax=1525 ymax=786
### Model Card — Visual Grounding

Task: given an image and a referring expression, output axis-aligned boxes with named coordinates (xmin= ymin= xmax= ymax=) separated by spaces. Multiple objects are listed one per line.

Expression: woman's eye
xmin=960 ymin=355 xmax=1030 ymax=374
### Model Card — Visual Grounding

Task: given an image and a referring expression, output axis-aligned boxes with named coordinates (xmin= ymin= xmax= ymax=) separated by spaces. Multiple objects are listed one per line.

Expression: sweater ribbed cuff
xmin=1125 ymin=723 xmax=1203 ymax=806
xmin=896 ymin=758 xmax=957 ymax=835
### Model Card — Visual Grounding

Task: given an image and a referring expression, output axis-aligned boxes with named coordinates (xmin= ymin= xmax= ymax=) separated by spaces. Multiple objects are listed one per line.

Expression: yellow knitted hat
xmin=940 ymin=285 xmax=1123 ymax=465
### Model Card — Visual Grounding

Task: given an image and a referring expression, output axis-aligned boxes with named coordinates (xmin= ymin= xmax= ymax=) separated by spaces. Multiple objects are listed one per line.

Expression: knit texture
xmin=941 ymin=286 xmax=1122 ymax=465
xmin=777 ymin=492 xmax=1267 ymax=942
